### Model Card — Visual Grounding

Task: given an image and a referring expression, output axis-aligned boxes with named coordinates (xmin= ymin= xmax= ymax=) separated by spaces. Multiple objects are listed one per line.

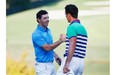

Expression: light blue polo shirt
xmin=32 ymin=25 xmax=54 ymax=62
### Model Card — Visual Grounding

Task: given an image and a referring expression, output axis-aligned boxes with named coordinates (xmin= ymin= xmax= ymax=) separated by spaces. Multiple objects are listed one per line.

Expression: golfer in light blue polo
xmin=32 ymin=10 xmax=65 ymax=75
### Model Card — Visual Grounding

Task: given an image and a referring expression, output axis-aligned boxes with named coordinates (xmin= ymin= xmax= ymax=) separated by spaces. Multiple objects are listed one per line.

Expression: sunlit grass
xmin=6 ymin=0 xmax=109 ymax=75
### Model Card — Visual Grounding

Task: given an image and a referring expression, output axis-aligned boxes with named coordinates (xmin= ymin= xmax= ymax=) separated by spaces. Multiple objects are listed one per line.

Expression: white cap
xmin=57 ymin=68 xmax=74 ymax=75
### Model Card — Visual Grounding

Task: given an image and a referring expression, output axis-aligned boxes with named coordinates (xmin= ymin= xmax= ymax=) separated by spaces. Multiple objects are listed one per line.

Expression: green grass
xmin=7 ymin=0 xmax=109 ymax=75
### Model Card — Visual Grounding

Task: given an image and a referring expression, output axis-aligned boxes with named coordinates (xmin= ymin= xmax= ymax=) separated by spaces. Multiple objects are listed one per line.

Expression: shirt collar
xmin=37 ymin=25 xmax=48 ymax=32
xmin=70 ymin=19 xmax=80 ymax=25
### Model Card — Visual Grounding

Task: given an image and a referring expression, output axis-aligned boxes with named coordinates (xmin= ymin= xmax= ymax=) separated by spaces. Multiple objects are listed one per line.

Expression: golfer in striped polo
xmin=57 ymin=4 xmax=88 ymax=75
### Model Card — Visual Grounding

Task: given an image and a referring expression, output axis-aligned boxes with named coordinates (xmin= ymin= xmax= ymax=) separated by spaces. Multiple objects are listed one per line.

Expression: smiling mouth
xmin=45 ymin=22 xmax=48 ymax=24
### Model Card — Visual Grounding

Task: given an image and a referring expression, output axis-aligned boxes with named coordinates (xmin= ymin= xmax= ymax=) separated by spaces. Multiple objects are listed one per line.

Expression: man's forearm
xmin=64 ymin=37 xmax=76 ymax=66
xmin=42 ymin=40 xmax=63 ymax=51
xmin=49 ymin=40 xmax=63 ymax=50
xmin=65 ymin=46 xmax=75 ymax=66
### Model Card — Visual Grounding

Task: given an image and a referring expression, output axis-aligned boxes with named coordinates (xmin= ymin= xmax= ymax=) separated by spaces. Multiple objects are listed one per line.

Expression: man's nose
xmin=47 ymin=19 xmax=49 ymax=22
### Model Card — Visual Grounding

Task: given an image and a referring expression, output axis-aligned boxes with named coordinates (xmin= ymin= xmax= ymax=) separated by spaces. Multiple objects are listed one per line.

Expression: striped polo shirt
xmin=64 ymin=20 xmax=88 ymax=58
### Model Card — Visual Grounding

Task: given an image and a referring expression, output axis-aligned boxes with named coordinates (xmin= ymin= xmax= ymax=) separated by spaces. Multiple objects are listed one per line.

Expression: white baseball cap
xmin=57 ymin=68 xmax=74 ymax=75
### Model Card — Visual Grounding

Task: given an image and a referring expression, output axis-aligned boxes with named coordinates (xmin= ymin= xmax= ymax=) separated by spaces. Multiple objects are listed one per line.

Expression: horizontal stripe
xmin=65 ymin=47 xmax=87 ymax=51
xmin=77 ymin=37 xmax=87 ymax=41
xmin=66 ymin=43 xmax=87 ymax=48
xmin=65 ymin=50 xmax=85 ymax=54
xmin=73 ymin=55 xmax=85 ymax=58
xmin=66 ymin=47 xmax=69 ymax=49
xmin=64 ymin=53 xmax=85 ymax=58
xmin=76 ymin=41 xmax=87 ymax=45
xmin=65 ymin=49 xmax=68 ymax=51
xmin=76 ymin=47 xmax=86 ymax=50
xmin=75 ymin=50 xmax=86 ymax=54
xmin=77 ymin=39 xmax=87 ymax=43
xmin=65 ymin=51 xmax=68 ymax=54
xmin=66 ymin=36 xmax=87 ymax=41
xmin=65 ymin=49 xmax=86 ymax=54
xmin=77 ymin=35 xmax=88 ymax=39
xmin=75 ymin=54 xmax=85 ymax=57
xmin=66 ymin=42 xmax=69 ymax=45
xmin=76 ymin=45 xmax=86 ymax=48
xmin=75 ymin=49 xmax=86 ymax=52
xmin=76 ymin=43 xmax=87 ymax=47
xmin=66 ymin=37 xmax=88 ymax=43
xmin=77 ymin=34 xmax=88 ymax=37
xmin=65 ymin=40 xmax=69 ymax=42
xmin=66 ymin=42 xmax=69 ymax=44
xmin=66 ymin=45 xmax=69 ymax=47
xmin=65 ymin=50 xmax=85 ymax=55
xmin=66 ymin=42 xmax=87 ymax=46
xmin=74 ymin=52 xmax=85 ymax=56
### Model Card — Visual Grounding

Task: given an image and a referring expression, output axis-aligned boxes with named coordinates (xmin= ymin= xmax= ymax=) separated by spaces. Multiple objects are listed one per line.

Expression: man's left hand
xmin=63 ymin=64 xmax=70 ymax=73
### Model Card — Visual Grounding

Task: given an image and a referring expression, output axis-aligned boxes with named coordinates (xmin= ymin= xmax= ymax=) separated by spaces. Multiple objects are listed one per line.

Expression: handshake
xmin=59 ymin=34 xmax=66 ymax=42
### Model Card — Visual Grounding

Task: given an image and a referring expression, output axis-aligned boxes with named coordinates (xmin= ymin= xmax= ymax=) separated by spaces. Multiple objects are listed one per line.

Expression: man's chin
xmin=46 ymin=24 xmax=48 ymax=26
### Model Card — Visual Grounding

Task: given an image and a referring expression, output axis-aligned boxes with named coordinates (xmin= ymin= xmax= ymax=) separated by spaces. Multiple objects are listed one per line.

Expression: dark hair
xmin=65 ymin=4 xmax=78 ymax=18
xmin=36 ymin=10 xmax=48 ymax=19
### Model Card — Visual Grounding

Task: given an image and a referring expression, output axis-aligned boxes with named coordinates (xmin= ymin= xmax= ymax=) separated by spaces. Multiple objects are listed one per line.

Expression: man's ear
xmin=37 ymin=19 xmax=40 ymax=23
xmin=68 ymin=13 xmax=72 ymax=17
xmin=67 ymin=13 xmax=71 ymax=18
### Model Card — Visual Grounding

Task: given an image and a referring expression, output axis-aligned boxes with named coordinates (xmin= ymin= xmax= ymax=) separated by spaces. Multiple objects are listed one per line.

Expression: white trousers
xmin=57 ymin=57 xmax=84 ymax=75
xmin=35 ymin=62 xmax=56 ymax=75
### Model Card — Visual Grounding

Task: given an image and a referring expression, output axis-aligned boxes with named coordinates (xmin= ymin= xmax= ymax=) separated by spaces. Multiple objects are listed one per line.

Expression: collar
xmin=70 ymin=19 xmax=80 ymax=25
xmin=37 ymin=25 xmax=48 ymax=32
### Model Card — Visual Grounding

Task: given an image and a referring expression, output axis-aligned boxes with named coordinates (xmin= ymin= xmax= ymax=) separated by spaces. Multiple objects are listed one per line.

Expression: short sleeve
xmin=67 ymin=26 xmax=77 ymax=39
xmin=32 ymin=34 xmax=47 ymax=47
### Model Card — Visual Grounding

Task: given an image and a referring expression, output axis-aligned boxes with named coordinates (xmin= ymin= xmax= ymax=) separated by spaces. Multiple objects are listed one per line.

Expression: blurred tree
xmin=6 ymin=0 xmax=61 ymax=15
xmin=6 ymin=0 xmax=31 ymax=10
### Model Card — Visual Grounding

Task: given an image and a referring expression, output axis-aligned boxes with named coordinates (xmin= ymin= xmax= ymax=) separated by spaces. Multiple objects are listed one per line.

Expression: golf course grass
xmin=7 ymin=0 xmax=109 ymax=75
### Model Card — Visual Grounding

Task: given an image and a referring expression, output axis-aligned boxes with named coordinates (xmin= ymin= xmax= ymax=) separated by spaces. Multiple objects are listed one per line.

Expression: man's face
xmin=65 ymin=13 xmax=70 ymax=23
xmin=39 ymin=14 xmax=49 ymax=27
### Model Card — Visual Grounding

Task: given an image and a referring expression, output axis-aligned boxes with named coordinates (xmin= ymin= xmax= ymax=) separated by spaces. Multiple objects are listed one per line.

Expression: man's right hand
xmin=59 ymin=34 xmax=66 ymax=42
